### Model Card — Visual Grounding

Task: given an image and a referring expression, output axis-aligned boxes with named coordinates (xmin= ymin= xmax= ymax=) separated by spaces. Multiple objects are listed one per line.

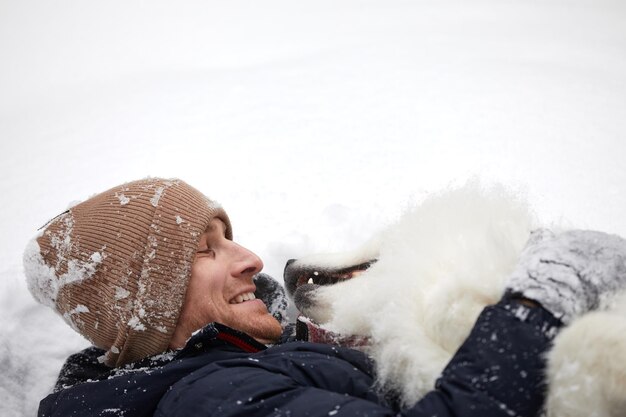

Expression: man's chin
xmin=246 ymin=315 xmax=283 ymax=344
xmin=226 ymin=302 xmax=284 ymax=343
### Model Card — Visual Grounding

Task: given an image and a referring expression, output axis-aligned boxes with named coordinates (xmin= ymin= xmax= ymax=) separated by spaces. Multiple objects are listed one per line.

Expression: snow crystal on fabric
xmin=49 ymin=213 xmax=74 ymax=267
xmin=24 ymin=238 xmax=57 ymax=308
xmin=115 ymin=192 xmax=130 ymax=205
xmin=101 ymin=408 xmax=122 ymax=414
xmin=65 ymin=252 xmax=103 ymax=285
xmin=204 ymin=196 xmax=223 ymax=211
xmin=23 ymin=235 xmax=105 ymax=308
xmin=150 ymin=186 xmax=165 ymax=207
xmin=70 ymin=304 xmax=89 ymax=314
xmin=62 ymin=304 xmax=90 ymax=331
xmin=128 ymin=316 xmax=146 ymax=331
xmin=115 ymin=286 xmax=130 ymax=300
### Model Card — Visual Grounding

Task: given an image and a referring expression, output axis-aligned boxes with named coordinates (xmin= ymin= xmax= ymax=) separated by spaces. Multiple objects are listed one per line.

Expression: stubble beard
xmin=233 ymin=312 xmax=283 ymax=344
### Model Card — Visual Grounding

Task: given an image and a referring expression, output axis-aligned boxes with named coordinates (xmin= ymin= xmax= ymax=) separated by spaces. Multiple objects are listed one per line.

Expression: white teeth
xmin=231 ymin=292 xmax=256 ymax=304
xmin=308 ymin=278 xmax=314 ymax=284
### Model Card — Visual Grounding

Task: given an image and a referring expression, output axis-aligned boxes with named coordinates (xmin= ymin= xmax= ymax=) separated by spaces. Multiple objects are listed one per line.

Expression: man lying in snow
xmin=23 ymin=178 xmax=626 ymax=417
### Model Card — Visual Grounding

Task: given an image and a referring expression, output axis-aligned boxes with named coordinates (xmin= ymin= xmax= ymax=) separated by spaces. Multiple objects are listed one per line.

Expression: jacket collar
xmin=175 ymin=322 xmax=267 ymax=358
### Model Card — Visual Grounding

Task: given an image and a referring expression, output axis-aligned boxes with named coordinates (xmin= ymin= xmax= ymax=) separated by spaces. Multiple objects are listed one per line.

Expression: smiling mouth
xmin=229 ymin=292 xmax=257 ymax=304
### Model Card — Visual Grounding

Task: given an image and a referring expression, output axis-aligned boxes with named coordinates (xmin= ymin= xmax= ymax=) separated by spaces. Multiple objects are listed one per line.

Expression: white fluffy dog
xmin=284 ymin=183 xmax=626 ymax=417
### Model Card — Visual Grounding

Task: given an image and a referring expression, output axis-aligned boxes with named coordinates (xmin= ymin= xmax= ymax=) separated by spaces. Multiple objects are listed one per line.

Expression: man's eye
xmin=197 ymin=248 xmax=215 ymax=256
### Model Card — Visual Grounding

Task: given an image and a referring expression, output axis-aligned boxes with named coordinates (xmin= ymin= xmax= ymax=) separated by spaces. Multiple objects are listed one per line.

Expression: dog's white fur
xmin=295 ymin=182 xmax=626 ymax=417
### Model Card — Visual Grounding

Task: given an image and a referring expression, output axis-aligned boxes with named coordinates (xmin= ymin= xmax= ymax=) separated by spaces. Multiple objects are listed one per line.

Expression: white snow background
xmin=1 ymin=0 xmax=625 ymax=415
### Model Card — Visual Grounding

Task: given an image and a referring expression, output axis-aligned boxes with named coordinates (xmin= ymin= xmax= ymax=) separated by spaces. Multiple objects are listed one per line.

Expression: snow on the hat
xmin=23 ymin=238 xmax=58 ymax=308
xmin=62 ymin=304 xmax=90 ymax=333
xmin=115 ymin=286 xmax=131 ymax=300
xmin=22 ymin=213 xmax=105 ymax=309
xmin=115 ymin=192 xmax=130 ymax=205
xmin=150 ymin=186 xmax=165 ymax=207
xmin=23 ymin=239 xmax=105 ymax=309
xmin=128 ymin=316 xmax=147 ymax=331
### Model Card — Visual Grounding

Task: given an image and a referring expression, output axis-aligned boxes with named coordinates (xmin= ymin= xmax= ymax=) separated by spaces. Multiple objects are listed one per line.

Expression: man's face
xmin=170 ymin=218 xmax=283 ymax=348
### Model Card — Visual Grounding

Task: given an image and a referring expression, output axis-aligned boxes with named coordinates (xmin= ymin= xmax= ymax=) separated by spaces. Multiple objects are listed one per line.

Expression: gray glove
xmin=254 ymin=273 xmax=289 ymax=326
xmin=506 ymin=229 xmax=626 ymax=324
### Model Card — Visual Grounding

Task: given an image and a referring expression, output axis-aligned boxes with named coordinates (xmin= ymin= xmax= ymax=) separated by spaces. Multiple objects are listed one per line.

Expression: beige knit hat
xmin=23 ymin=178 xmax=231 ymax=367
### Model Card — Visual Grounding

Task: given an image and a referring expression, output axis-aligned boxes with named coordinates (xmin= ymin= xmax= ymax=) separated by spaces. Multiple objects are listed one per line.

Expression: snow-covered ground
xmin=1 ymin=1 xmax=625 ymax=415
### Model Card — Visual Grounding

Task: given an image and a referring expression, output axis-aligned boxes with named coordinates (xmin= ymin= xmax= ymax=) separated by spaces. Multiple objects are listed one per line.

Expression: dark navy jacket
xmin=39 ymin=298 xmax=561 ymax=417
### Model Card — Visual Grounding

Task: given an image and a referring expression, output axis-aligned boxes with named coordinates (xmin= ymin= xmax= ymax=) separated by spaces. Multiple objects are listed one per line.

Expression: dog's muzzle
xmin=283 ymin=258 xmax=377 ymax=312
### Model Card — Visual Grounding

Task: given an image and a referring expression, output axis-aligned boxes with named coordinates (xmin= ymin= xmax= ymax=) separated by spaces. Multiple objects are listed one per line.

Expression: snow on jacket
xmin=38 ymin=297 xmax=561 ymax=417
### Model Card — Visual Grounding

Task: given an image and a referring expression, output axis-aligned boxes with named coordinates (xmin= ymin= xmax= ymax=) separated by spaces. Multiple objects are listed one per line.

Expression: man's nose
xmin=233 ymin=244 xmax=264 ymax=277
